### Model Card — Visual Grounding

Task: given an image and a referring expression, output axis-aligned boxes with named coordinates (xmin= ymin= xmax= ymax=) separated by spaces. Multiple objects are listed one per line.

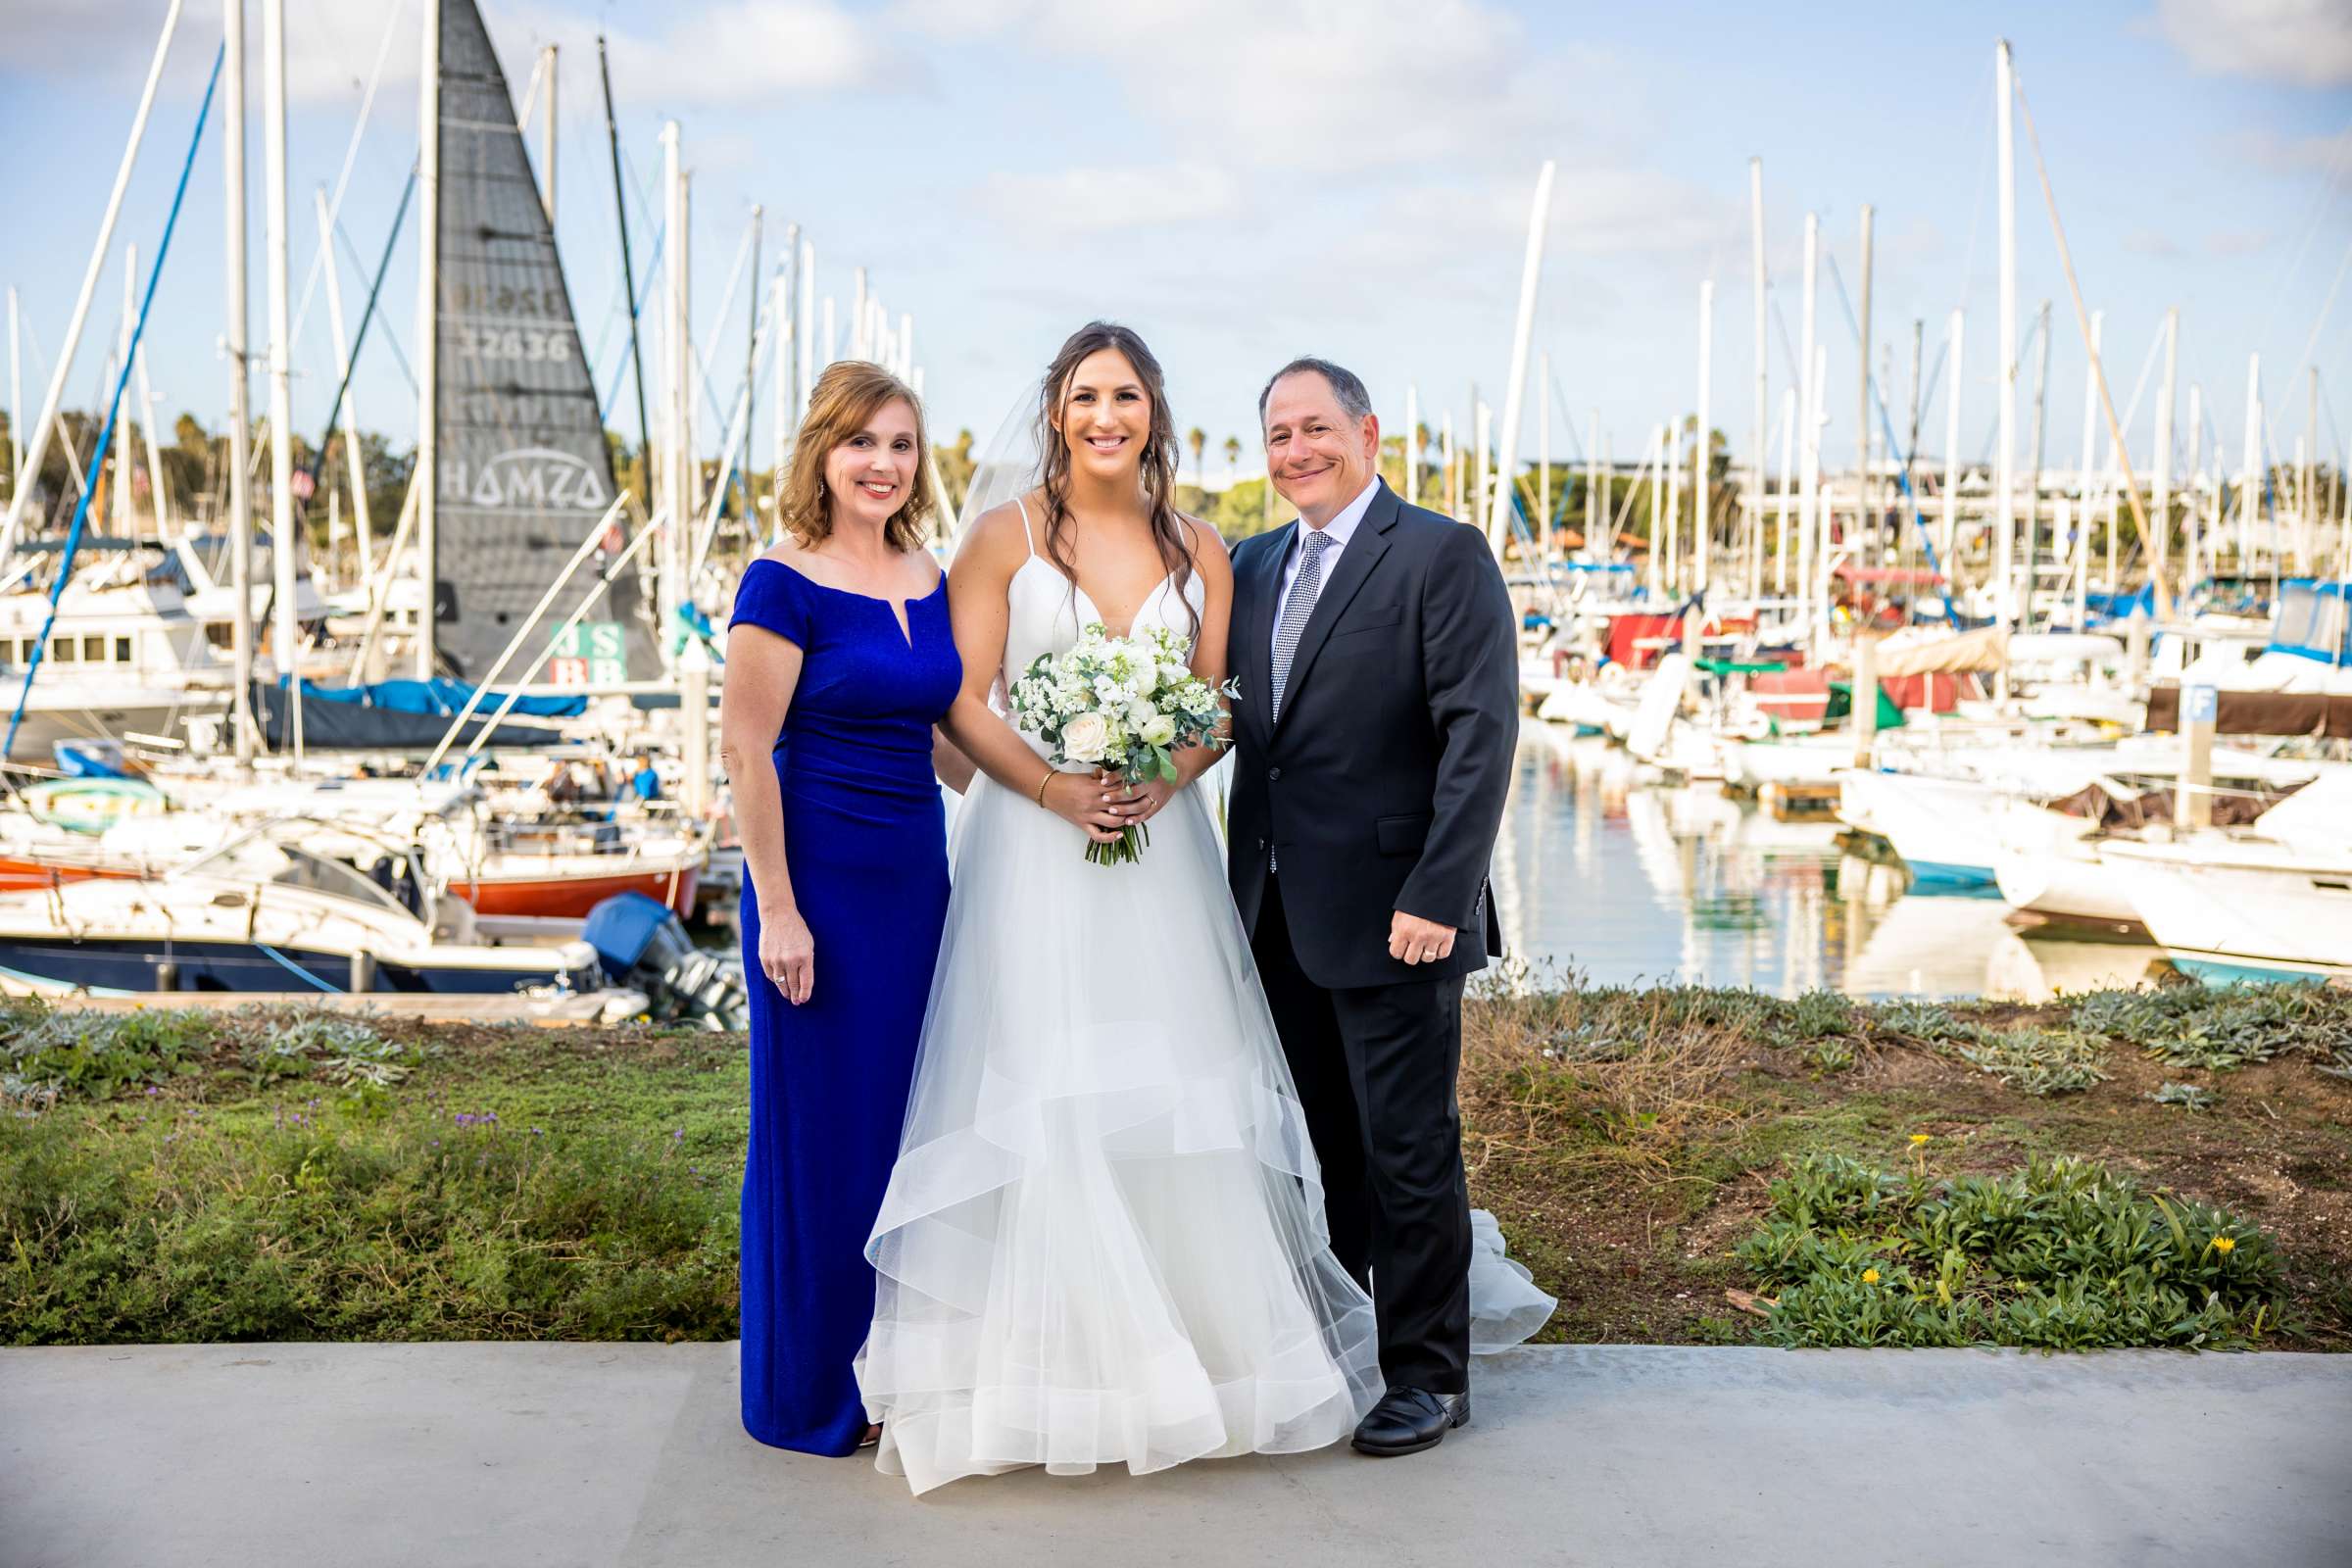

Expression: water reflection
xmin=1494 ymin=723 xmax=2163 ymax=1000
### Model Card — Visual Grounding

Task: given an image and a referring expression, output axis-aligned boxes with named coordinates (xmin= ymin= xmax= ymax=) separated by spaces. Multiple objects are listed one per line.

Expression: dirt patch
xmin=1461 ymin=990 xmax=2352 ymax=1351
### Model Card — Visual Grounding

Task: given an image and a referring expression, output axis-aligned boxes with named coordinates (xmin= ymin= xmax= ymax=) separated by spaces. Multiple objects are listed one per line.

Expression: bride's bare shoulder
xmin=1178 ymin=514 xmax=1232 ymax=584
xmin=948 ymin=491 xmax=1041 ymax=579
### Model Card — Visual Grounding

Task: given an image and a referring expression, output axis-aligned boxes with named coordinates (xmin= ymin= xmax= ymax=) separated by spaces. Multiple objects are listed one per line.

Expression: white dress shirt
xmin=1271 ymin=474 xmax=1381 ymax=665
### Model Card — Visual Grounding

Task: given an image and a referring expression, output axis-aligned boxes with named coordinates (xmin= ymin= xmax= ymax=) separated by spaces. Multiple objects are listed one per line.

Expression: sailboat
xmin=419 ymin=0 xmax=648 ymax=689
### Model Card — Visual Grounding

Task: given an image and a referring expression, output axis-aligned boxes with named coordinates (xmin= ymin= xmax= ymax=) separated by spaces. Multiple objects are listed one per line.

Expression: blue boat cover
xmin=290 ymin=675 xmax=587 ymax=718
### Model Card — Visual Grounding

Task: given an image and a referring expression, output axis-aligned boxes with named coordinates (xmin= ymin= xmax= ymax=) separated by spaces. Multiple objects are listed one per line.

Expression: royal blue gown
xmin=730 ymin=557 xmax=960 ymax=1455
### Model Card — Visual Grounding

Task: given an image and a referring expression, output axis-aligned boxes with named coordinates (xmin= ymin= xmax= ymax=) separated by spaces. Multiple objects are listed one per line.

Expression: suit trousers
xmin=1250 ymin=872 xmax=1471 ymax=1396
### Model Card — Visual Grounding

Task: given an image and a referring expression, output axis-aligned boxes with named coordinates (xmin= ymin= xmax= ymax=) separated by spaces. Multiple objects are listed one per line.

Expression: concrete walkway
xmin=3 ymin=1342 xmax=2346 ymax=1568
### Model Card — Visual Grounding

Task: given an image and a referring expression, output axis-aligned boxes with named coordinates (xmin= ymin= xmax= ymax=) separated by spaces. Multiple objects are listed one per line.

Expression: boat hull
xmin=0 ymin=935 xmax=580 ymax=996
xmin=1837 ymin=770 xmax=2005 ymax=888
xmin=2097 ymin=844 xmax=2352 ymax=974
xmin=447 ymin=862 xmax=700 ymax=918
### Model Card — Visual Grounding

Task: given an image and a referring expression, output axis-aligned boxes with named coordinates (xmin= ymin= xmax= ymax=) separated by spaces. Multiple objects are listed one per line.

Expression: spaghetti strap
xmin=1012 ymin=495 xmax=1036 ymax=559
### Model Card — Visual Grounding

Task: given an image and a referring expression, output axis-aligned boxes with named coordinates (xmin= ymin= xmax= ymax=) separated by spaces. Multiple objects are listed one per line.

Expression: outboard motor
xmin=582 ymin=892 xmax=748 ymax=1030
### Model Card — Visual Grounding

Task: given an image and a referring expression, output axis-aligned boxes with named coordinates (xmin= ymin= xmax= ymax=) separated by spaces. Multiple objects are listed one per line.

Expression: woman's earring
xmin=816 ymin=478 xmax=827 ymax=499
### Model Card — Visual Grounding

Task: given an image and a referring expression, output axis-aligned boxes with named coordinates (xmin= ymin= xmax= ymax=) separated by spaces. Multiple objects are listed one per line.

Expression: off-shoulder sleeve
xmin=728 ymin=560 xmax=811 ymax=648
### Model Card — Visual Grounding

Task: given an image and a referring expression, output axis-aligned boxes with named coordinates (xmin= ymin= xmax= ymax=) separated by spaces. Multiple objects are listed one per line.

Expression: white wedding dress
xmin=855 ymin=510 xmax=1549 ymax=1495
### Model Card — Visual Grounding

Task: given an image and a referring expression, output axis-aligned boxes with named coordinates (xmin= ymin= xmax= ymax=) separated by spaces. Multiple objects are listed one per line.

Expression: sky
xmin=1 ymin=0 xmax=2348 ymax=498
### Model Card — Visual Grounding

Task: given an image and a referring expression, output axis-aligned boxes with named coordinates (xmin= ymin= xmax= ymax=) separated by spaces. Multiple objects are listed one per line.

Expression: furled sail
xmin=432 ymin=0 xmax=644 ymax=682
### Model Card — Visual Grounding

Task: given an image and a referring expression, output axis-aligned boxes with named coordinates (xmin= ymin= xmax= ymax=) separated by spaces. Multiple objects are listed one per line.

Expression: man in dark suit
xmin=1226 ymin=357 xmax=1519 ymax=1457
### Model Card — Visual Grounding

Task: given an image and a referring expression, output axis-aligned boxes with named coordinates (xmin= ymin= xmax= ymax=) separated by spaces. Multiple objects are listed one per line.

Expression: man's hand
xmin=1388 ymin=909 xmax=1457 ymax=966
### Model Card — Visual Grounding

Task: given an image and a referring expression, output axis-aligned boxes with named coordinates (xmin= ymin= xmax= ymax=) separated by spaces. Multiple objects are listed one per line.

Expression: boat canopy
xmin=295 ymin=676 xmax=587 ymax=719
xmin=2266 ymin=580 xmax=2350 ymax=668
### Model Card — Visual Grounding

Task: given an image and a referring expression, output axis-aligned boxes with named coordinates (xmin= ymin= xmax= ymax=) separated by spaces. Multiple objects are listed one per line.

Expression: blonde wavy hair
xmin=775 ymin=361 xmax=937 ymax=551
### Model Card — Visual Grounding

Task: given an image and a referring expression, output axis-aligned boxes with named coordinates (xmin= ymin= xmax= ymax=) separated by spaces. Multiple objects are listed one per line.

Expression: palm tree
xmin=1222 ymin=434 xmax=1243 ymax=487
xmin=1187 ymin=426 xmax=1206 ymax=490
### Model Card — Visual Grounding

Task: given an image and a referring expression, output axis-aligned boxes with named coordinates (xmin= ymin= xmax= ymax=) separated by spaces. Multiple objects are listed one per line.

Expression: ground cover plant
xmin=1732 ymin=1151 xmax=2279 ymax=1348
xmin=3 ymin=977 xmax=2348 ymax=1349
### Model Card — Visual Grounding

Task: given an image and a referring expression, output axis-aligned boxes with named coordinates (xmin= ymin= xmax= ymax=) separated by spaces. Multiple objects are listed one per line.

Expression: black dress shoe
xmin=1350 ymin=1386 xmax=1470 ymax=1456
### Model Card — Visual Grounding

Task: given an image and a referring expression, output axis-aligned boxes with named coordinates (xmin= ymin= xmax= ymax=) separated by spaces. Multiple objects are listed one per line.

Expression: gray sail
xmin=432 ymin=0 xmax=644 ymax=683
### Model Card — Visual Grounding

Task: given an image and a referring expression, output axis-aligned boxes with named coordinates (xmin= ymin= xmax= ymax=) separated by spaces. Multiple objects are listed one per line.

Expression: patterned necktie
xmin=1270 ymin=526 xmax=1333 ymax=724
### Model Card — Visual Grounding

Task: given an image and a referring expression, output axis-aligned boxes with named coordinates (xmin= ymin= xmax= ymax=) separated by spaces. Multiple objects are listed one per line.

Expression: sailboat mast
xmin=1693 ymin=278 xmax=1712 ymax=594
xmin=2153 ymin=308 xmax=2176 ymax=587
xmin=263 ymin=0 xmax=302 ymax=762
xmin=2240 ymin=354 xmax=2261 ymax=572
xmin=1749 ymin=157 xmax=1767 ymax=603
xmin=224 ymin=0 xmax=255 ymax=760
xmin=5 ymin=287 xmax=19 ymax=498
xmin=742 ymin=203 xmax=760 ymax=534
xmin=317 ymin=185 xmax=373 ymax=591
xmin=1994 ymin=38 xmax=2018 ymax=650
xmin=0 ymin=0 xmax=185 ymax=562
xmin=1403 ymin=383 xmax=1419 ymax=508
xmin=116 ymin=246 xmax=135 ymax=535
xmin=1485 ymin=160 xmax=1553 ymax=561
xmin=1856 ymin=203 xmax=1874 ymax=548
xmin=596 ymin=36 xmax=651 ymax=511
xmin=661 ymin=120 xmax=690 ymax=651
xmin=797 ymin=238 xmax=814 ymax=424
xmin=1538 ymin=353 xmax=1549 ymax=560
xmin=1941 ymin=310 xmax=1964 ymax=576
xmin=415 ymin=0 xmax=440 ymax=678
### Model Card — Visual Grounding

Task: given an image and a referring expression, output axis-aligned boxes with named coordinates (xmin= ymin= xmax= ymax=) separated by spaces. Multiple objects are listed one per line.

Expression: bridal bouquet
xmin=1008 ymin=621 xmax=1237 ymax=865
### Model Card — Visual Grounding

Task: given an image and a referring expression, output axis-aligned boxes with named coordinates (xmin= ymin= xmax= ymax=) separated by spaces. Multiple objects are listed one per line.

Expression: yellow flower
xmin=1909 ymin=1134 xmax=1931 ymax=1146
xmin=2213 ymin=1237 xmax=2235 ymax=1254
xmin=1862 ymin=1268 xmax=1881 ymax=1284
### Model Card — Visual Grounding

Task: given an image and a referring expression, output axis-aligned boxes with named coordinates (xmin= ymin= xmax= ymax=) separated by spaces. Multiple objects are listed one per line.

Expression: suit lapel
xmin=1272 ymin=483 xmax=1397 ymax=736
xmin=1237 ymin=522 xmax=1293 ymax=747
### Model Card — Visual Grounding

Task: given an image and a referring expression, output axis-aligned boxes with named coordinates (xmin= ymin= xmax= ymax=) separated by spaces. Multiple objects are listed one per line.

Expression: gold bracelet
xmin=1033 ymin=767 xmax=1055 ymax=808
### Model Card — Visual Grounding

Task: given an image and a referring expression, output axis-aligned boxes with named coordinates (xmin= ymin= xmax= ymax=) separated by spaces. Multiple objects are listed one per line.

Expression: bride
xmin=854 ymin=322 xmax=1543 ymax=1495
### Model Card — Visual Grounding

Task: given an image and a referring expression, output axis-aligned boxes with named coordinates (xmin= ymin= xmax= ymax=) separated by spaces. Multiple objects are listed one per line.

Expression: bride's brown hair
xmin=1034 ymin=321 xmax=1199 ymax=636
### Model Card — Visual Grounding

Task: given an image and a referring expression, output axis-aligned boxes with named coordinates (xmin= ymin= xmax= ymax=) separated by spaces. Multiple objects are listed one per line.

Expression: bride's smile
xmin=1057 ymin=349 xmax=1153 ymax=483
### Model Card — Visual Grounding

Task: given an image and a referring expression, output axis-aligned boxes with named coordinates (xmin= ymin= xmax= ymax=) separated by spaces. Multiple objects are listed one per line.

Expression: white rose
xmin=1141 ymin=713 xmax=1177 ymax=747
xmin=1061 ymin=710 xmax=1110 ymax=763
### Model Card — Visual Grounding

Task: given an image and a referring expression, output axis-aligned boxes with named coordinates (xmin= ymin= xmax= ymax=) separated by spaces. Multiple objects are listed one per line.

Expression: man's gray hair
xmin=1258 ymin=357 xmax=1374 ymax=427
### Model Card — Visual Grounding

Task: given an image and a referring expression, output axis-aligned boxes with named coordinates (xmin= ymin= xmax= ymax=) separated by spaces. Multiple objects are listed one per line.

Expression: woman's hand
xmin=1099 ymin=766 xmax=1178 ymax=827
xmin=1041 ymin=770 xmax=1128 ymax=845
xmin=758 ymin=902 xmax=815 ymax=1004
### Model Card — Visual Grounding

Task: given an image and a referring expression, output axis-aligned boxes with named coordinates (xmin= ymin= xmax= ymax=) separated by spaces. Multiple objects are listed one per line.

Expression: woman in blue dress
xmin=718 ymin=361 xmax=966 ymax=1455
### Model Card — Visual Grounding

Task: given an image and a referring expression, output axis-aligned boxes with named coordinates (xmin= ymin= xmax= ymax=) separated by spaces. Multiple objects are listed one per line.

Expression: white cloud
xmin=977 ymin=162 xmax=1242 ymax=235
xmin=587 ymin=1 xmax=892 ymax=105
xmin=0 ymin=0 xmax=423 ymax=105
xmin=2151 ymin=0 xmax=2352 ymax=88
xmin=0 ymin=0 xmax=888 ymax=107
xmin=2124 ymin=228 xmax=2182 ymax=257
xmin=899 ymin=0 xmax=1616 ymax=172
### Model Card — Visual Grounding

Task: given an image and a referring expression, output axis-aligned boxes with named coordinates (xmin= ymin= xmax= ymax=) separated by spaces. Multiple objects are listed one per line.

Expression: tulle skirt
xmin=856 ymin=769 xmax=1384 ymax=1494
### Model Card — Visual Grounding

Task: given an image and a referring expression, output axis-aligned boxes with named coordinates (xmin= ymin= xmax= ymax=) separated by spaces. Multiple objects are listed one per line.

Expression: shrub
xmin=1951 ymin=1026 xmax=2111 ymax=1096
xmin=2071 ymin=984 xmax=2352 ymax=1072
xmin=1734 ymin=1152 xmax=2281 ymax=1350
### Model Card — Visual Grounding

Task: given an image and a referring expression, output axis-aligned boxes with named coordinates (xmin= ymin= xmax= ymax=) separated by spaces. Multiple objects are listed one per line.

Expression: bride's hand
xmin=1041 ymin=771 xmax=1127 ymax=844
xmin=758 ymin=902 xmax=814 ymax=1004
xmin=1100 ymin=767 xmax=1178 ymax=827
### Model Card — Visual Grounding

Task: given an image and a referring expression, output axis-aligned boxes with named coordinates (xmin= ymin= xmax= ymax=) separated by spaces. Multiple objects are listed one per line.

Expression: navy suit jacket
xmin=1224 ymin=480 xmax=1517 ymax=990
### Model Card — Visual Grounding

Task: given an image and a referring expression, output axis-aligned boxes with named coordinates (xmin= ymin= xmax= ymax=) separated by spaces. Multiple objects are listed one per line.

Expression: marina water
xmin=1493 ymin=722 xmax=2165 ymax=1001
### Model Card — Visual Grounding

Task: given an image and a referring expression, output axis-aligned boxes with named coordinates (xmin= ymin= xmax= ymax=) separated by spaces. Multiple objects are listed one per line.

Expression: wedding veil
xmin=951 ymin=378 xmax=1052 ymax=545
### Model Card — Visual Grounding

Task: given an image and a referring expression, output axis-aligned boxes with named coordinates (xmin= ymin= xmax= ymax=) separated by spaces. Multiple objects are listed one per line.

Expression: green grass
xmin=2 ymin=1004 xmax=746 ymax=1346
xmin=6 ymin=979 xmax=2350 ymax=1350
xmin=1734 ymin=1152 xmax=2283 ymax=1349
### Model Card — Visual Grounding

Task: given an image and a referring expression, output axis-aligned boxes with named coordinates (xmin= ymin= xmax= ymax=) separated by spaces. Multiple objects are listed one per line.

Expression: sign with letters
xmin=548 ymin=621 xmax=627 ymax=687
